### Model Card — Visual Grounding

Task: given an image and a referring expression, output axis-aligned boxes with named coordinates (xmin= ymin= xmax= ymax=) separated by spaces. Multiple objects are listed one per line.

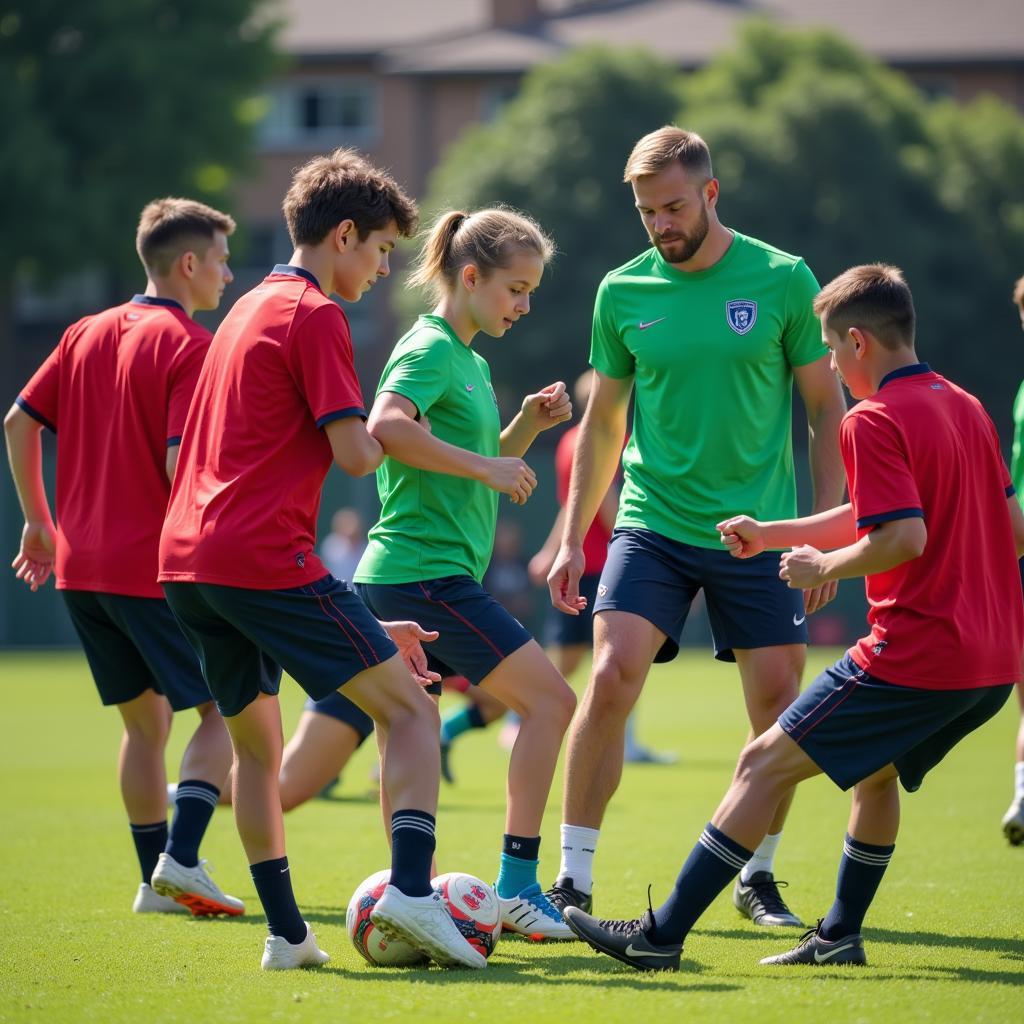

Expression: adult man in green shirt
xmin=546 ymin=126 xmax=847 ymax=927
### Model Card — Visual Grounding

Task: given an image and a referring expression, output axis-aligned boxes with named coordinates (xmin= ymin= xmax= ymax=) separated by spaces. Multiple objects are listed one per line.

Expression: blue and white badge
xmin=726 ymin=299 xmax=757 ymax=335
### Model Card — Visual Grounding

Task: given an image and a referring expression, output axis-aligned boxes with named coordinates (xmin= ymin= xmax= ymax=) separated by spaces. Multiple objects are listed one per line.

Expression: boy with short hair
xmin=563 ymin=263 xmax=1024 ymax=971
xmin=5 ymin=197 xmax=243 ymax=916
xmin=158 ymin=149 xmax=486 ymax=971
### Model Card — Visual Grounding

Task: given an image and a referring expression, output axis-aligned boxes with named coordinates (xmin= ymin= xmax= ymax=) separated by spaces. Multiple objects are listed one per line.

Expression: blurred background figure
xmin=319 ymin=507 xmax=367 ymax=584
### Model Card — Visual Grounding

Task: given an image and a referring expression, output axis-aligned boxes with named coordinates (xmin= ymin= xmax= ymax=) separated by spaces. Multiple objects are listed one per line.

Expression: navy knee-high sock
xmin=130 ymin=821 xmax=168 ymax=884
xmin=649 ymin=823 xmax=752 ymax=946
xmin=165 ymin=779 xmax=220 ymax=868
xmin=250 ymin=857 xmax=307 ymax=944
xmin=390 ymin=809 xmax=436 ymax=896
xmin=819 ymin=834 xmax=894 ymax=940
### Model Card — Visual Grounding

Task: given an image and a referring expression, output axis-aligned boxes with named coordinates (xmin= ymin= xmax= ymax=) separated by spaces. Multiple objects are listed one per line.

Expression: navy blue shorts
xmin=355 ymin=576 xmax=533 ymax=686
xmin=63 ymin=590 xmax=212 ymax=711
xmin=779 ymin=652 xmax=1014 ymax=792
xmin=594 ymin=528 xmax=807 ymax=663
xmin=303 ymin=691 xmax=374 ymax=744
xmin=544 ymin=573 xmax=600 ymax=648
xmin=163 ymin=574 xmax=398 ymax=718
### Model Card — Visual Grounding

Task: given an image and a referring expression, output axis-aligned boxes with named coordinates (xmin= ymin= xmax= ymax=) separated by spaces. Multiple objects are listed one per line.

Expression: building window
xmin=260 ymin=78 xmax=377 ymax=149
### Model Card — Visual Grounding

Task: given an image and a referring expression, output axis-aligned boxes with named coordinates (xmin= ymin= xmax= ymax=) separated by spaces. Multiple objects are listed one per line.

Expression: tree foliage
xmin=413 ymin=24 xmax=1024 ymax=426
xmin=0 ymin=0 xmax=280 ymax=286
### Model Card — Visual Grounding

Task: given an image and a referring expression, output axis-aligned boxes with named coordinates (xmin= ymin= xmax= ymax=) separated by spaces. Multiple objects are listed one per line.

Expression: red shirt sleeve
xmin=840 ymin=408 xmax=923 ymax=530
xmin=166 ymin=334 xmax=211 ymax=445
xmin=18 ymin=343 xmax=62 ymax=432
xmin=287 ymin=304 xmax=365 ymax=426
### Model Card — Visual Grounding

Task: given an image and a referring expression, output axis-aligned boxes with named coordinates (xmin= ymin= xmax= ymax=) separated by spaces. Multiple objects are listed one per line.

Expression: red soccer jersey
xmin=555 ymin=425 xmax=614 ymax=575
xmin=17 ymin=297 xmax=211 ymax=598
xmin=843 ymin=364 xmax=1023 ymax=690
xmin=158 ymin=267 xmax=365 ymax=589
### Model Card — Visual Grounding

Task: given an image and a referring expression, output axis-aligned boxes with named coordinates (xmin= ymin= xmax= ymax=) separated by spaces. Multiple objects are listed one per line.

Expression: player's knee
xmin=588 ymin=657 xmax=643 ymax=716
xmin=548 ymin=678 xmax=577 ymax=731
xmin=733 ymin=738 xmax=789 ymax=795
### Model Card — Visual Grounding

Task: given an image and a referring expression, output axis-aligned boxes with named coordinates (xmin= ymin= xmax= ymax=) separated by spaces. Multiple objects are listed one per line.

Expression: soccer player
xmin=563 ymin=264 xmax=1024 ymax=971
xmin=158 ymin=150 xmax=485 ymax=971
xmin=546 ymin=126 xmax=846 ymax=926
xmin=1004 ymin=272 xmax=1024 ymax=845
xmin=5 ymin=198 xmax=244 ymax=917
xmin=529 ymin=370 xmax=672 ymax=764
xmin=352 ymin=207 xmax=578 ymax=940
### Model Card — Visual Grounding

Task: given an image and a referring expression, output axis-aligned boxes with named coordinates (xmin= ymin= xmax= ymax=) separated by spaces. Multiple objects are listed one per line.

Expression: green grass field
xmin=2 ymin=648 xmax=1021 ymax=1023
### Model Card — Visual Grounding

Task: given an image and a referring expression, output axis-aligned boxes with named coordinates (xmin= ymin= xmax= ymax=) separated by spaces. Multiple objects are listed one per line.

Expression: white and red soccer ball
xmin=346 ymin=869 xmax=429 ymax=966
xmin=431 ymin=871 xmax=501 ymax=959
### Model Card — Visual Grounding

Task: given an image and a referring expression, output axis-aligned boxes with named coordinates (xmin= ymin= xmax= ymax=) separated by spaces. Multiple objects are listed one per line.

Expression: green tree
xmin=402 ymin=46 xmax=680 ymax=410
xmin=0 ymin=1 xmax=280 ymax=286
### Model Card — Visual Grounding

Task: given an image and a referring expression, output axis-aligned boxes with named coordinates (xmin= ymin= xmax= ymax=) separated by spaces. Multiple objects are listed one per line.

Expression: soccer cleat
xmin=759 ymin=921 xmax=866 ymax=966
xmin=545 ymin=875 xmax=593 ymax=916
xmin=150 ymin=852 xmax=245 ymax=917
xmin=498 ymin=883 xmax=576 ymax=940
xmin=1002 ymin=797 xmax=1024 ymax=846
xmin=132 ymin=882 xmax=190 ymax=914
xmin=563 ymin=907 xmax=681 ymax=972
xmin=440 ymin=741 xmax=454 ymax=785
xmin=261 ymin=922 xmax=330 ymax=970
xmin=733 ymin=871 xmax=803 ymax=927
xmin=370 ymin=884 xmax=487 ymax=969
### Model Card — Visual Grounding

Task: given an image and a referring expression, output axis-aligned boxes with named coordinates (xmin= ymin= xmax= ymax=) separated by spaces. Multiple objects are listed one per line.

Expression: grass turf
xmin=1 ymin=648 xmax=1021 ymax=1023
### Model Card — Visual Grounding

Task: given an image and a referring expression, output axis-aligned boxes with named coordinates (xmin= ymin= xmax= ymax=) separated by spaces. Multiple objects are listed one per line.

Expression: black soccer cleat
xmin=563 ymin=907 xmax=681 ymax=972
xmin=545 ymin=876 xmax=592 ymax=916
xmin=759 ymin=921 xmax=866 ymax=966
xmin=733 ymin=871 xmax=804 ymax=927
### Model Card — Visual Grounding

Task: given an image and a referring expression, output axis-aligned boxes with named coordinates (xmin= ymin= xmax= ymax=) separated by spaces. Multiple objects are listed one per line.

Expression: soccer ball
xmin=346 ymin=869 xmax=429 ymax=967
xmin=431 ymin=872 xmax=501 ymax=959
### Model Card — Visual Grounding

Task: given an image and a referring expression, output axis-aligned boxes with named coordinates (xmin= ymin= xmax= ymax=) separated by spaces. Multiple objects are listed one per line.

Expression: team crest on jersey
xmin=726 ymin=299 xmax=757 ymax=335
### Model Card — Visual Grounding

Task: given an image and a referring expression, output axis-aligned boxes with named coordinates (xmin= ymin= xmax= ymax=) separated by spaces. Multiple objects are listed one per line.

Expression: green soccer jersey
xmin=355 ymin=314 xmax=501 ymax=584
xmin=590 ymin=231 xmax=826 ymax=549
xmin=1011 ymin=379 xmax=1024 ymax=507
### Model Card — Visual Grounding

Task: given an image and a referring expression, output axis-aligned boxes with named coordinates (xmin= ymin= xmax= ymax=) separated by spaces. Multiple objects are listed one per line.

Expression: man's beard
xmin=653 ymin=201 xmax=709 ymax=265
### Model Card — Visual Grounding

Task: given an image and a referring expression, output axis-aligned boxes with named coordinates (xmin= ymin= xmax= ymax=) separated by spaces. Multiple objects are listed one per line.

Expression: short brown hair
xmin=283 ymin=148 xmax=418 ymax=247
xmin=407 ymin=207 xmax=555 ymax=302
xmin=814 ymin=264 xmax=916 ymax=350
xmin=136 ymin=198 xmax=236 ymax=277
xmin=623 ymin=125 xmax=713 ymax=183
xmin=1013 ymin=274 xmax=1024 ymax=309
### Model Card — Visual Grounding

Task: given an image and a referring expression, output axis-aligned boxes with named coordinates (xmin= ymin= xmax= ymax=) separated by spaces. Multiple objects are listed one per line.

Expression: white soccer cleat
xmin=1002 ymin=797 xmax=1024 ymax=846
xmin=498 ymin=883 xmax=576 ymax=940
xmin=262 ymin=922 xmax=330 ymax=970
xmin=150 ymin=852 xmax=245 ymax=916
xmin=132 ymin=882 xmax=190 ymax=914
xmin=370 ymin=884 xmax=487 ymax=969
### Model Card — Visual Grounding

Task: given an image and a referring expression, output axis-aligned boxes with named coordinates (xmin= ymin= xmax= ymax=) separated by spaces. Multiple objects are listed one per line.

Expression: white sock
xmin=1015 ymin=761 xmax=1024 ymax=802
xmin=740 ymin=831 xmax=782 ymax=883
xmin=558 ymin=824 xmax=600 ymax=893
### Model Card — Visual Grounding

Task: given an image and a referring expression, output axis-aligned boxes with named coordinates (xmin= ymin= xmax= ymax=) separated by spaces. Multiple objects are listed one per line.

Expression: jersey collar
xmin=272 ymin=264 xmax=321 ymax=290
xmin=878 ymin=362 xmax=931 ymax=390
xmin=131 ymin=295 xmax=185 ymax=312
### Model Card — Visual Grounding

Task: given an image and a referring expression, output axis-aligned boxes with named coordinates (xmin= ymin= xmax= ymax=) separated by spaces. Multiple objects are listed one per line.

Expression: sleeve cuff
xmin=166 ymin=436 xmax=182 ymax=448
xmin=316 ymin=406 xmax=366 ymax=428
xmin=1007 ymin=485 xmax=1016 ymax=498
xmin=16 ymin=396 xmax=56 ymax=433
xmin=856 ymin=507 xmax=924 ymax=529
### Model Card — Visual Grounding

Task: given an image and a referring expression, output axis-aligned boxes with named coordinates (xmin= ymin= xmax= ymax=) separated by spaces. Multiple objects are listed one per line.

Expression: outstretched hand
xmin=12 ymin=521 xmax=56 ymax=592
xmin=380 ymin=620 xmax=442 ymax=688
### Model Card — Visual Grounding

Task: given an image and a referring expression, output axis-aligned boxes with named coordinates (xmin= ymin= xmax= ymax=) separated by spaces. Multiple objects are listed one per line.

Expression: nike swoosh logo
xmin=793 ymin=614 xmax=806 ymax=626
xmin=625 ymin=943 xmax=675 ymax=958
xmin=814 ymin=942 xmax=856 ymax=962
xmin=638 ymin=317 xmax=666 ymax=330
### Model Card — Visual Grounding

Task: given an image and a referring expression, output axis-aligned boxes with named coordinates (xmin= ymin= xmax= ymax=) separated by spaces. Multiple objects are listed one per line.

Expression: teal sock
xmin=495 ymin=851 xmax=539 ymax=899
xmin=440 ymin=705 xmax=485 ymax=745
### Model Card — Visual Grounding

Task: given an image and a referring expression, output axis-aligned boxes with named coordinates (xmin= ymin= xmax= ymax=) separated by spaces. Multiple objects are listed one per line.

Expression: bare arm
xmin=368 ymin=391 xmax=537 ymax=504
xmin=794 ymin=357 xmax=847 ymax=512
xmin=165 ymin=445 xmax=179 ymax=483
xmin=500 ymin=381 xmax=572 ymax=458
xmin=547 ymin=371 xmax=631 ymax=612
xmin=718 ymin=504 xmax=857 ymax=558
xmin=528 ymin=505 xmax=566 ymax=585
xmin=780 ymin=517 xmax=927 ymax=590
xmin=4 ymin=404 xmax=57 ymax=590
xmin=1009 ymin=495 xmax=1024 ymax=557
xmin=324 ymin=416 xmax=384 ymax=478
